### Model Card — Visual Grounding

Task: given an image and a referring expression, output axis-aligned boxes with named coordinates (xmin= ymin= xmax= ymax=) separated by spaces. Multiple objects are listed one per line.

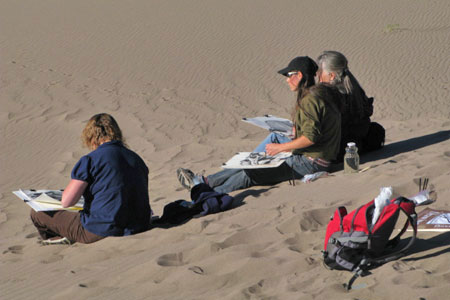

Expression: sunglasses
xmin=287 ymin=71 xmax=298 ymax=77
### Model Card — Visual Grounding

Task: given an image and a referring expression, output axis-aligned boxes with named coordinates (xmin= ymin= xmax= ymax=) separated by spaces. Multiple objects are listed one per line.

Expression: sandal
xmin=41 ymin=236 xmax=73 ymax=245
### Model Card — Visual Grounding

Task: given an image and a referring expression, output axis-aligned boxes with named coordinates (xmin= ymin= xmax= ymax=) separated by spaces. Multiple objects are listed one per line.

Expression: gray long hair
xmin=317 ymin=51 xmax=359 ymax=95
xmin=317 ymin=51 xmax=370 ymax=119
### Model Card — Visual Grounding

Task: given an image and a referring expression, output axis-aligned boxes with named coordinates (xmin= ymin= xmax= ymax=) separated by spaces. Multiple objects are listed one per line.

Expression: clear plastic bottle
xmin=344 ymin=142 xmax=359 ymax=173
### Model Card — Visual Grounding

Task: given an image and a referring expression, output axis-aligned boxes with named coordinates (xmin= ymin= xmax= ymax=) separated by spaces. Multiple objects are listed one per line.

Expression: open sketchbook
xmin=13 ymin=189 xmax=84 ymax=212
xmin=222 ymin=152 xmax=292 ymax=169
xmin=412 ymin=208 xmax=450 ymax=232
xmin=242 ymin=115 xmax=293 ymax=137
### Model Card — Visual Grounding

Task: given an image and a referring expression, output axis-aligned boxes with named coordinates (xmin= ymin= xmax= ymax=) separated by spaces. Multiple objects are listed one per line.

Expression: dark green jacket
xmin=292 ymin=86 xmax=341 ymax=161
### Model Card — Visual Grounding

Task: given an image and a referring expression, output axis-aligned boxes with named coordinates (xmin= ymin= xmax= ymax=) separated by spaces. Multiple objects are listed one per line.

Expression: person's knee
xmin=212 ymin=186 xmax=229 ymax=194
xmin=30 ymin=209 xmax=40 ymax=223
xmin=30 ymin=210 xmax=52 ymax=223
xmin=271 ymin=132 xmax=281 ymax=141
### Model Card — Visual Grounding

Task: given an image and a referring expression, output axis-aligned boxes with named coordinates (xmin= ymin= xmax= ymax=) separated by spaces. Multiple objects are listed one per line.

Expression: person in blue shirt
xmin=30 ymin=113 xmax=151 ymax=245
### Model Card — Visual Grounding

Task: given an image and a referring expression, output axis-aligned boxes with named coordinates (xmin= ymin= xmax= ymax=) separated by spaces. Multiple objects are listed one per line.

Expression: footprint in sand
xmin=3 ymin=245 xmax=24 ymax=254
xmin=188 ymin=266 xmax=204 ymax=275
xmin=284 ymin=236 xmax=302 ymax=253
xmin=305 ymin=256 xmax=316 ymax=265
xmin=157 ymin=252 xmax=186 ymax=267
xmin=287 ymin=246 xmax=301 ymax=253
xmin=25 ymin=232 xmax=40 ymax=239
xmin=392 ymin=261 xmax=415 ymax=273
xmin=200 ymin=220 xmax=211 ymax=231
xmin=245 ymin=280 xmax=265 ymax=295
xmin=78 ymin=281 xmax=99 ymax=288
xmin=210 ymin=243 xmax=222 ymax=253
xmin=250 ymin=251 xmax=265 ymax=258
xmin=41 ymin=254 xmax=64 ymax=264
xmin=444 ymin=151 xmax=450 ymax=157
xmin=299 ymin=209 xmax=327 ymax=232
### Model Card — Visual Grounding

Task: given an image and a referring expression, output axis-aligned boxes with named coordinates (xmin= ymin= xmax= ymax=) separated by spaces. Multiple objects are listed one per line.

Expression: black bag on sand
xmin=154 ymin=183 xmax=234 ymax=225
xmin=362 ymin=122 xmax=385 ymax=152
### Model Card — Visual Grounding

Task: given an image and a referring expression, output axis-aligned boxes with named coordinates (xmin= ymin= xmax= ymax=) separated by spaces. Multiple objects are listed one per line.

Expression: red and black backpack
xmin=323 ymin=196 xmax=417 ymax=290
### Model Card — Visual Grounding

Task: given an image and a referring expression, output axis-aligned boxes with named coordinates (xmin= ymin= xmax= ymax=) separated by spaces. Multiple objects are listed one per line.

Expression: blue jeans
xmin=206 ymin=155 xmax=328 ymax=194
xmin=253 ymin=132 xmax=292 ymax=153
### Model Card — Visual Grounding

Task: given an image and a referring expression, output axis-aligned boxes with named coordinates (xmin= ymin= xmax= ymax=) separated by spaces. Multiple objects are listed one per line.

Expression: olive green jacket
xmin=292 ymin=90 xmax=341 ymax=161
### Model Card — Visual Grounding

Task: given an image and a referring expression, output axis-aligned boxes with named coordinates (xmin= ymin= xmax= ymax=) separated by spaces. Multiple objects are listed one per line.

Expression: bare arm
xmin=61 ymin=179 xmax=88 ymax=208
xmin=265 ymin=135 xmax=314 ymax=156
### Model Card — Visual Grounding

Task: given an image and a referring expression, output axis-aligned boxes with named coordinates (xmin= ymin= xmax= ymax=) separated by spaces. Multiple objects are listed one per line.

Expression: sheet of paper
xmin=12 ymin=189 xmax=84 ymax=212
xmin=405 ymin=208 xmax=450 ymax=232
xmin=34 ymin=192 xmax=64 ymax=205
xmin=222 ymin=152 xmax=292 ymax=169
xmin=415 ymin=208 xmax=450 ymax=231
xmin=242 ymin=115 xmax=293 ymax=137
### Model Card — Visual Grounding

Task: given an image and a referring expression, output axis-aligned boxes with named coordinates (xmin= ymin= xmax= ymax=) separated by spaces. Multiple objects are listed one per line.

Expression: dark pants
xmin=30 ymin=210 xmax=104 ymax=244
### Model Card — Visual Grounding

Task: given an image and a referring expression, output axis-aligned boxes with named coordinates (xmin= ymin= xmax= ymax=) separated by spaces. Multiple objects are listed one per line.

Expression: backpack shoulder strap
xmin=350 ymin=205 xmax=365 ymax=234
xmin=371 ymin=205 xmax=417 ymax=264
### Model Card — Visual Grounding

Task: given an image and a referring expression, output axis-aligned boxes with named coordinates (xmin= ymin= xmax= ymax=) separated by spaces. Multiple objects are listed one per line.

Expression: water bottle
xmin=344 ymin=142 xmax=359 ymax=173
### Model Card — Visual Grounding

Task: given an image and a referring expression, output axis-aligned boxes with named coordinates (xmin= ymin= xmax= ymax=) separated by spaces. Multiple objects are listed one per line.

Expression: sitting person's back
xmin=73 ymin=139 xmax=150 ymax=236
xmin=292 ymin=83 xmax=341 ymax=162
xmin=30 ymin=113 xmax=151 ymax=245
xmin=340 ymin=84 xmax=372 ymax=153
xmin=316 ymin=51 xmax=384 ymax=160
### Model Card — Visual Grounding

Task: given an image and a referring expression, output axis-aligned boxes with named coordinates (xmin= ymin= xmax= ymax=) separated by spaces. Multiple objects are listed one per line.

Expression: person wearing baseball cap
xmin=252 ymin=56 xmax=319 ymax=152
xmin=176 ymin=56 xmax=342 ymax=194
xmin=277 ymin=56 xmax=318 ymax=78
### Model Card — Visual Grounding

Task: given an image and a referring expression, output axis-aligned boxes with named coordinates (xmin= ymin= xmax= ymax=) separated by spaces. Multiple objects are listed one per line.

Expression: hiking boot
xmin=41 ymin=236 xmax=73 ymax=245
xmin=177 ymin=168 xmax=196 ymax=191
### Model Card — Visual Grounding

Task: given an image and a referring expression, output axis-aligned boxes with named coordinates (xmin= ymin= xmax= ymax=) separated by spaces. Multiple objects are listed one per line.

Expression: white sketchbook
xmin=222 ymin=152 xmax=292 ymax=169
xmin=413 ymin=208 xmax=450 ymax=232
xmin=13 ymin=189 xmax=84 ymax=212
xmin=242 ymin=115 xmax=293 ymax=137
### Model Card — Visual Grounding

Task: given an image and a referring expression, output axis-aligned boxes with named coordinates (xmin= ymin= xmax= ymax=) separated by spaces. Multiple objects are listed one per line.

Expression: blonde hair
xmin=81 ymin=113 xmax=126 ymax=150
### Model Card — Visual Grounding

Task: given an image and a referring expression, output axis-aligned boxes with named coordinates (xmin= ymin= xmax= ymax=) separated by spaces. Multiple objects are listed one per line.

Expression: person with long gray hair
xmin=316 ymin=51 xmax=383 ymax=158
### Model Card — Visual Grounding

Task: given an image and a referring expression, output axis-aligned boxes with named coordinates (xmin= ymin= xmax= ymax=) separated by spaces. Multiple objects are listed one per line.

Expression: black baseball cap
xmin=278 ymin=56 xmax=318 ymax=77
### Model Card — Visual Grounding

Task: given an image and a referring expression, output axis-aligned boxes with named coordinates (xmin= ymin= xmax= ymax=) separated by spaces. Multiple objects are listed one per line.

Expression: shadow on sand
xmin=402 ymin=231 xmax=450 ymax=261
xmin=361 ymin=130 xmax=450 ymax=164
xmin=340 ymin=231 xmax=450 ymax=290
xmin=232 ymin=186 xmax=275 ymax=208
xmin=331 ymin=130 xmax=450 ymax=172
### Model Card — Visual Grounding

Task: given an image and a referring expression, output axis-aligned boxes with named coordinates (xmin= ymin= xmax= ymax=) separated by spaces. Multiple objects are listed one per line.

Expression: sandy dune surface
xmin=1 ymin=0 xmax=449 ymax=299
